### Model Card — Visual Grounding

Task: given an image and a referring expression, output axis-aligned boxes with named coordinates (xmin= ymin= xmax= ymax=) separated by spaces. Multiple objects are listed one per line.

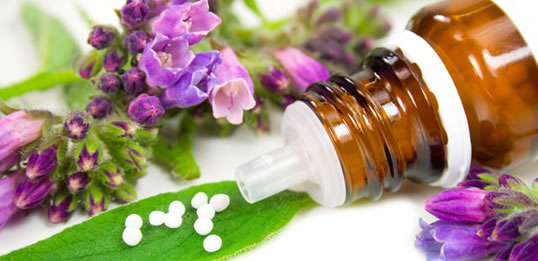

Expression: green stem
xmin=0 ymin=70 xmax=82 ymax=100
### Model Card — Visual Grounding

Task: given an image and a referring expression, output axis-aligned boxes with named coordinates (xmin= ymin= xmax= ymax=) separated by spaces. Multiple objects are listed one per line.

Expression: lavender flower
xmin=124 ymin=30 xmax=148 ymax=53
xmin=415 ymin=219 xmax=506 ymax=260
xmin=510 ymin=234 xmax=538 ymax=261
xmin=259 ymin=68 xmax=290 ymax=93
xmin=66 ymin=172 xmax=90 ymax=194
xmin=64 ymin=113 xmax=90 ymax=139
xmin=0 ymin=172 xmax=21 ymax=229
xmin=15 ymin=176 xmax=55 ymax=210
xmin=210 ymin=47 xmax=256 ymax=124
xmin=138 ymin=34 xmax=194 ymax=88
xmin=159 ymin=50 xmax=221 ymax=109
xmin=121 ymin=67 xmax=146 ymax=95
xmin=77 ymin=145 xmax=100 ymax=172
xmin=83 ymin=183 xmax=109 ymax=216
xmin=151 ymin=0 xmax=221 ymax=45
xmin=99 ymin=72 xmax=121 ymax=94
xmin=86 ymin=96 xmax=114 ymax=119
xmin=88 ymin=26 xmax=116 ymax=50
xmin=128 ymin=94 xmax=165 ymax=125
xmin=113 ymin=182 xmax=137 ymax=203
xmin=0 ymin=111 xmax=44 ymax=162
xmin=0 ymin=151 xmax=19 ymax=174
xmin=274 ymin=47 xmax=330 ymax=90
xmin=103 ymin=50 xmax=124 ymax=73
xmin=100 ymin=162 xmax=124 ymax=188
xmin=120 ymin=0 xmax=150 ymax=29
xmin=26 ymin=147 xmax=57 ymax=180
xmin=425 ymin=187 xmax=495 ymax=223
xmin=48 ymin=190 xmax=78 ymax=224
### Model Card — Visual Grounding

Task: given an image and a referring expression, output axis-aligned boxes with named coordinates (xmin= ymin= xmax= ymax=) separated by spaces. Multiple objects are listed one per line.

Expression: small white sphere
xmin=209 ymin=194 xmax=230 ymax=212
xmin=196 ymin=204 xmax=215 ymax=219
xmin=168 ymin=201 xmax=185 ymax=216
xmin=122 ymin=227 xmax=142 ymax=246
xmin=191 ymin=192 xmax=208 ymax=209
xmin=194 ymin=218 xmax=214 ymax=235
xmin=164 ymin=213 xmax=183 ymax=228
xmin=149 ymin=211 xmax=166 ymax=226
xmin=125 ymin=214 xmax=143 ymax=229
xmin=203 ymin=235 xmax=222 ymax=252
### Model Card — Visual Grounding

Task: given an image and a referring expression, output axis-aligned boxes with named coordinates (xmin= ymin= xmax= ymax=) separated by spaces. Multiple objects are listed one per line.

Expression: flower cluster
xmin=416 ymin=168 xmax=538 ymax=260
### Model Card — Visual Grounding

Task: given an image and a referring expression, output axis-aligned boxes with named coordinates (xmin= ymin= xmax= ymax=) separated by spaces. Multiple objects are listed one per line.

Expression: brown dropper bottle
xmin=236 ymin=0 xmax=538 ymax=207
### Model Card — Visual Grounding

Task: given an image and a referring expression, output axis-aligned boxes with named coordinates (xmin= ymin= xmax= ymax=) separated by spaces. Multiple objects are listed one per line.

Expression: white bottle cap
xmin=236 ymin=102 xmax=346 ymax=207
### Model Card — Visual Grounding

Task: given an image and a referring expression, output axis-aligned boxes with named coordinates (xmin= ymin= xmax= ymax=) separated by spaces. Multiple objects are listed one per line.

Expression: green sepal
xmin=0 ymin=100 xmax=18 ymax=115
xmin=112 ymin=182 xmax=137 ymax=204
xmin=134 ymin=128 xmax=158 ymax=145
xmin=532 ymin=178 xmax=538 ymax=202
xmin=108 ymin=140 xmax=147 ymax=172
xmin=478 ymin=173 xmax=499 ymax=184
xmin=97 ymin=161 xmax=125 ymax=189
xmin=53 ymin=189 xmax=79 ymax=213
xmin=74 ymin=135 xmax=104 ymax=163
xmin=99 ymin=123 xmax=131 ymax=144
xmin=82 ymin=182 xmax=109 ymax=213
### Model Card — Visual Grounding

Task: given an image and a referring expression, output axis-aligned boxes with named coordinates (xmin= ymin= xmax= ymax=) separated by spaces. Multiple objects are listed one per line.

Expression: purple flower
xmin=124 ymin=30 xmax=148 ymax=53
xmin=159 ymin=50 xmax=221 ymax=109
xmin=316 ymin=8 xmax=342 ymax=25
xmin=210 ymin=47 xmax=256 ymax=124
xmin=355 ymin=37 xmax=375 ymax=53
xmin=88 ymin=26 xmax=116 ymax=50
xmin=99 ymin=72 xmax=121 ymax=94
xmin=83 ymin=184 xmax=108 ymax=216
xmin=26 ymin=147 xmax=57 ymax=180
xmin=128 ymin=94 xmax=165 ymax=125
xmin=100 ymin=163 xmax=124 ymax=188
xmin=113 ymin=121 xmax=136 ymax=138
xmin=274 ymin=47 xmax=330 ymax=90
xmin=120 ymin=0 xmax=150 ymax=29
xmin=110 ymin=141 xmax=146 ymax=171
xmin=86 ymin=96 xmax=114 ymax=119
xmin=425 ymin=187 xmax=495 ymax=223
xmin=151 ymin=0 xmax=221 ymax=45
xmin=48 ymin=190 xmax=78 ymax=224
xmin=0 ymin=111 xmax=44 ymax=162
xmin=66 ymin=172 xmax=90 ymax=194
xmin=77 ymin=145 xmax=99 ymax=172
xmin=64 ymin=113 xmax=90 ymax=139
xmin=498 ymin=174 xmax=528 ymax=193
xmin=477 ymin=218 xmax=498 ymax=238
xmin=78 ymin=55 xmax=98 ymax=79
xmin=0 ymin=172 xmax=21 ymax=229
xmin=15 ymin=176 xmax=55 ymax=210
xmin=278 ymin=94 xmax=297 ymax=110
xmin=121 ymin=67 xmax=146 ymax=95
xmin=103 ymin=50 xmax=124 ymax=73
xmin=138 ymin=34 xmax=194 ymax=88
xmin=0 ymin=151 xmax=19 ymax=174
xmin=259 ymin=68 xmax=290 ymax=93
xmin=491 ymin=216 xmax=524 ymax=243
xmin=509 ymin=234 xmax=538 ymax=261
xmin=113 ymin=183 xmax=137 ymax=203
xmin=415 ymin=219 xmax=506 ymax=260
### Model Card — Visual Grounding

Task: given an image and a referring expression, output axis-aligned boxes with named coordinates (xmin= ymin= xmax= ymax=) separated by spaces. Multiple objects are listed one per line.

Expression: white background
xmin=0 ymin=0 xmax=536 ymax=260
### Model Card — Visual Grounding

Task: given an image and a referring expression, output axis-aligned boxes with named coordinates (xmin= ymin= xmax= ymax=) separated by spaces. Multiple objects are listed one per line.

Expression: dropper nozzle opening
xmin=235 ymin=142 xmax=311 ymax=204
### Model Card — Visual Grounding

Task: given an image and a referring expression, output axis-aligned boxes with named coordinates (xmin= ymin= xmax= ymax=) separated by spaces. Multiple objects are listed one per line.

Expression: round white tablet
xmin=194 ymin=218 xmax=214 ymax=235
xmin=122 ymin=227 xmax=142 ymax=246
xmin=169 ymin=201 xmax=185 ymax=216
xmin=149 ymin=211 xmax=165 ymax=226
xmin=191 ymin=192 xmax=208 ymax=209
xmin=125 ymin=214 xmax=143 ymax=229
xmin=196 ymin=204 xmax=215 ymax=219
xmin=209 ymin=194 xmax=230 ymax=212
xmin=203 ymin=235 xmax=222 ymax=252
xmin=164 ymin=213 xmax=183 ymax=228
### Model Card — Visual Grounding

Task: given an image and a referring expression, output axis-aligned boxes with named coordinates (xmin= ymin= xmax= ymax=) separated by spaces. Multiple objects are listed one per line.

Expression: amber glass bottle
xmin=236 ymin=0 xmax=538 ymax=207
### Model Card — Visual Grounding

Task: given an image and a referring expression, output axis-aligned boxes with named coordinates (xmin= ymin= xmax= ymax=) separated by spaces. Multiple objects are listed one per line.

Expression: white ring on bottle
xmin=492 ymin=0 xmax=538 ymax=66
xmin=385 ymin=30 xmax=472 ymax=188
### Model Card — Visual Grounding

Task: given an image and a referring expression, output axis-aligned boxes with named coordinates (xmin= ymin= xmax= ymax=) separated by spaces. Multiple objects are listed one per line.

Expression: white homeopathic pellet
xmin=125 ymin=214 xmax=143 ymax=229
xmin=163 ymin=213 xmax=183 ymax=228
xmin=122 ymin=227 xmax=142 ymax=246
xmin=203 ymin=235 xmax=222 ymax=252
xmin=196 ymin=204 xmax=215 ymax=219
xmin=194 ymin=218 xmax=213 ymax=235
xmin=169 ymin=201 xmax=185 ymax=216
xmin=149 ymin=211 xmax=166 ymax=226
xmin=209 ymin=194 xmax=230 ymax=212
xmin=191 ymin=192 xmax=208 ymax=209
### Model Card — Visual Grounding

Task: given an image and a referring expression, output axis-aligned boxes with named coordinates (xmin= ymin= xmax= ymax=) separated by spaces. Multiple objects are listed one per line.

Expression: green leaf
xmin=152 ymin=113 xmax=200 ymax=180
xmin=2 ymin=181 xmax=315 ymax=260
xmin=0 ymin=71 xmax=82 ymax=100
xmin=20 ymin=3 xmax=79 ymax=72
xmin=244 ymin=0 xmax=265 ymax=20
